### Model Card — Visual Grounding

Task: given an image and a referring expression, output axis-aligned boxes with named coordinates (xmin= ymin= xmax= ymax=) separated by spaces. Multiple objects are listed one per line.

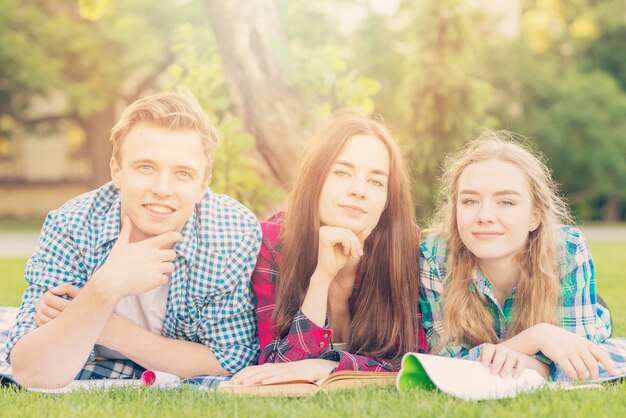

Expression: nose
xmin=476 ymin=201 xmax=495 ymax=224
xmin=348 ymin=177 xmax=367 ymax=199
xmin=151 ymin=173 xmax=174 ymax=197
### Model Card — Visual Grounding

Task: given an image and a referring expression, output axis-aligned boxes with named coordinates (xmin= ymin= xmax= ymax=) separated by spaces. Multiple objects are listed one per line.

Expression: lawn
xmin=1 ymin=241 xmax=625 ymax=416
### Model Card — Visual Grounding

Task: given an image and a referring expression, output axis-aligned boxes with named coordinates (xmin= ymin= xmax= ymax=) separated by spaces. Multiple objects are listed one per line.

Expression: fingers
xmin=160 ymin=262 xmax=175 ymax=275
xmin=145 ymin=231 xmax=183 ymax=249
xmin=322 ymin=228 xmax=363 ymax=258
xmin=499 ymin=352 xmax=518 ymax=378
xmin=588 ymin=341 xmax=617 ymax=376
xmin=231 ymin=365 xmax=272 ymax=385
xmin=490 ymin=347 xmax=507 ymax=376
xmin=577 ymin=347 xmax=600 ymax=380
xmin=512 ymin=356 xmax=526 ymax=378
xmin=159 ymin=249 xmax=177 ymax=262
xmin=480 ymin=344 xmax=496 ymax=367
xmin=34 ymin=299 xmax=54 ymax=326
xmin=49 ymin=283 xmax=81 ymax=299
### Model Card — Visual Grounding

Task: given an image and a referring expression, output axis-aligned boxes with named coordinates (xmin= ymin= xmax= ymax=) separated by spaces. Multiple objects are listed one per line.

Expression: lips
xmin=472 ymin=231 xmax=504 ymax=239
xmin=338 ymin=204 xmax=367 ymax=215
xmin=144 ymin=204 xmax=175 ymax=215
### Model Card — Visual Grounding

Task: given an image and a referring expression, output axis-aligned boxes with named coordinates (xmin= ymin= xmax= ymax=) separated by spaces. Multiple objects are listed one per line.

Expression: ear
xmin=529 ymin=209 xmax=541 ymax=232
xmin=110 ymin=157 xmax=122 ymax=189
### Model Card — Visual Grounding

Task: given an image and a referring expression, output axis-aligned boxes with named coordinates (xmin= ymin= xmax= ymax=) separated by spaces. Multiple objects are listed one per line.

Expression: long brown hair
xmin=430 ymin=131 xmax=573 ymax=351
xmin=273 ymin=109 xmax=420 ymax=364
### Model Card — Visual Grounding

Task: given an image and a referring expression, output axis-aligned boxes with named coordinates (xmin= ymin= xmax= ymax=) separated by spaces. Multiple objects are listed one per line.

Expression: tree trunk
xmin=204 ymin=0 xmax=305 ymax=185
xmin=603 ymin=193 xmax=622 ymax=222
xmin=80 ymin=103 xmax=116 ymax=188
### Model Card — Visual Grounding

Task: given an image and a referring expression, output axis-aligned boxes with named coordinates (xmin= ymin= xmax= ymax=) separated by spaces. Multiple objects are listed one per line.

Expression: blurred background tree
xmin=1 ymin=0 xmax=625 ymax=221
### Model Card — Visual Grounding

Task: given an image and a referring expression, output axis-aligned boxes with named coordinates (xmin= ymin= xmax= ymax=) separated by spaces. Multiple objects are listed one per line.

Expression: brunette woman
xmin=232 ymin=110 xmax=426 ymax=384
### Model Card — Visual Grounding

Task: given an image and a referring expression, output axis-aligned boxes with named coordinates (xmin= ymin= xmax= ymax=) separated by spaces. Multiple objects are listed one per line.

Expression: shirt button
xmin=319 ymin=342 xmax=325 ymax=348
xmin=322 ymin=333 xmax=328 ymax=339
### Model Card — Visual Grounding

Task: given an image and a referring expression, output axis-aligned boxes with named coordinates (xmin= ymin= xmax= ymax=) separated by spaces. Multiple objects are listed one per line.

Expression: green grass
xmin=1 ymin=241 xmax=625 ymax=416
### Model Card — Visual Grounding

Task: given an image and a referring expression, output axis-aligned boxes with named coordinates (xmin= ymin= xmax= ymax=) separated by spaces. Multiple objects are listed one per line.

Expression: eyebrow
xmin=131 ymin=158 xmax=200 ymax=173
xmin=458 ymin=189 xmax=522 ymax=196
xmin=334 ymin=160 xmax=389 ymax=177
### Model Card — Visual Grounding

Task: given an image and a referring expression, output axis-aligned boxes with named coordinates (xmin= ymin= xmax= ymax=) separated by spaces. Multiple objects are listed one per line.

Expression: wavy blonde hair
xmin=431 ymin=130 xmax=573 ymax=351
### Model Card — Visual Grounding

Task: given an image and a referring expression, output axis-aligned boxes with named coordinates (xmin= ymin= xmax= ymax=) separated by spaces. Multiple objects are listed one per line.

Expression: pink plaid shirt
xmin=252 ymin=213 xmax=428 ymax=372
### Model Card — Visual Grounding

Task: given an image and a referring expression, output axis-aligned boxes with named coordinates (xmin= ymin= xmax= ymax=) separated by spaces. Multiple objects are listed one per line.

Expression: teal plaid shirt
xmin=6 ymin=182 xmax=262 ymax=376
xmin=419 ymin=225 xmax=613 ymax=381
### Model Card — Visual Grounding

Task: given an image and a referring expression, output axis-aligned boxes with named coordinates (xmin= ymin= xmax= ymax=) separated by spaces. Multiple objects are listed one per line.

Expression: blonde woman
xmin=420 ymin=131 xmax=626 ymax=382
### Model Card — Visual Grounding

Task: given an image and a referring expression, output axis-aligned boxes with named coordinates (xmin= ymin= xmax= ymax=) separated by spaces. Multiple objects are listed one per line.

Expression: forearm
xmin=300 ymin=271 xmax=331 ymax=327
xmin=99 ymin=315 xmax=227 ymax=377
xmin=10 ymin=280 xmax=116 ymax=388
xmin=500 ymin=324 xmax=544 ymax=356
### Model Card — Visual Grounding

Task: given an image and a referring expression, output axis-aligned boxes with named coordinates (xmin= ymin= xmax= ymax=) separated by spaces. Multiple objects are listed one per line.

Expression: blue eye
xmin=369 ymin=179 xmax=384 ymax=187
xmin=334 ymin=170 xmax=349 ymax=177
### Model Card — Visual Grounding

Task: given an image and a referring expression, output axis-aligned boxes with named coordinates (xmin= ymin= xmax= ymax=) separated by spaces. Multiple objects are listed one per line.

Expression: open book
xmin=396 ymin=353 xmax=548 ymax=401
xmin=217 ymin=370 xmax=397 ymax=396
xmin=395 ymin=353 xmax=619 ymax=401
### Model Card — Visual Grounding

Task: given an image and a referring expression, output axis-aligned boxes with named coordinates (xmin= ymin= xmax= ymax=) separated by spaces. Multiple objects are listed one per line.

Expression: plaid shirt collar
xmin=470 ymin=267 xmax=517 ymax=332
xmin=93 ymin=190 xmax=199 ymax=266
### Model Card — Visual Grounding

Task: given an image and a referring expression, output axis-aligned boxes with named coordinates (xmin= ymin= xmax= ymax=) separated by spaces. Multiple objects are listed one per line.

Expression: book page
xmin=397 ymin=353 xmax=546 ymax=401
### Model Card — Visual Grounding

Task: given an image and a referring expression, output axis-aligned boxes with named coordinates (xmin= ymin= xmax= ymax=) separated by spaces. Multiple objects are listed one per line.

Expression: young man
xmin=6 ymin=89 xmax=262 ymax=388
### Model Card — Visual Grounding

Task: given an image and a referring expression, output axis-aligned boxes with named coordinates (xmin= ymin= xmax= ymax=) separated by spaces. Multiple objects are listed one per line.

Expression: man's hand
xmin=34 ymin=283 xmax=81 ymax=327
xmin=92 ymin=216 xmax=182 ymax=300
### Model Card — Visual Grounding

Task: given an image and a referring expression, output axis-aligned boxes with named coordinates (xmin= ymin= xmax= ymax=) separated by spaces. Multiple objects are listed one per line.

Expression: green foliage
xmin=277 ymin=1 xmax=381 ymax=117
xmin=78 ymin=0 xmax=114 ymax=21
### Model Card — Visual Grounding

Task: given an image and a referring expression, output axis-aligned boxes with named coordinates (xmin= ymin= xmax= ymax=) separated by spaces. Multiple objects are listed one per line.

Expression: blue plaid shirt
xmin=6 ymin=182 xmax=262 ymax=376
xmin=419 ymin=225 xmax=616 ymax=381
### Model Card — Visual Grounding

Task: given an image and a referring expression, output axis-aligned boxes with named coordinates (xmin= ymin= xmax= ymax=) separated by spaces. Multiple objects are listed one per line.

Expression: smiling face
xmin=110 ymin=122 xmax=210 ymax=242
xmin=456 ymin=159 xmax=540 ymax=268
xmin=318 ymin=134 xmax=390 ymax=234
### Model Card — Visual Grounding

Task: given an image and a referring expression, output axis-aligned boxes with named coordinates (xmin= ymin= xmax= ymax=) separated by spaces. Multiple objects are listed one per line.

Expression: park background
xmin=1 ymin=0 xmax=626 ymax=415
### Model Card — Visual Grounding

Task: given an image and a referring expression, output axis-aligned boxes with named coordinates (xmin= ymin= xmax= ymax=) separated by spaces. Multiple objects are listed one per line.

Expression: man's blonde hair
xmin=110 ymin=88 xmax=221 ymax=179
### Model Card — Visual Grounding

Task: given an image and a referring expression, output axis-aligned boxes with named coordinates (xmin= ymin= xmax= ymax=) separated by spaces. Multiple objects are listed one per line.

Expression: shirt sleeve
xmin=6 ymin=211 xmax=87 ymax=363
xmin=196 ymin=224 xmax=262 ymax=374
xmin=418 ymin=238 xmax=483 ymax=360
xmin=549 ymin=226 xmax=612 ymax=381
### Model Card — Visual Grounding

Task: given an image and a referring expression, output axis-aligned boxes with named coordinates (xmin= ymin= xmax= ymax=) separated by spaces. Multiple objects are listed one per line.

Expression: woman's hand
xmin=314 ymin=226 xmax=371 ymax=283
xmin=34 ymin=283 xmax=81 ymax=326
xmin=230 ymin=359 xmax=339 ymax=385
xmin=479 ymin=343 xmax=528 ymax=378
xmin=530 ymin=323 xmax=616 ymax=380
